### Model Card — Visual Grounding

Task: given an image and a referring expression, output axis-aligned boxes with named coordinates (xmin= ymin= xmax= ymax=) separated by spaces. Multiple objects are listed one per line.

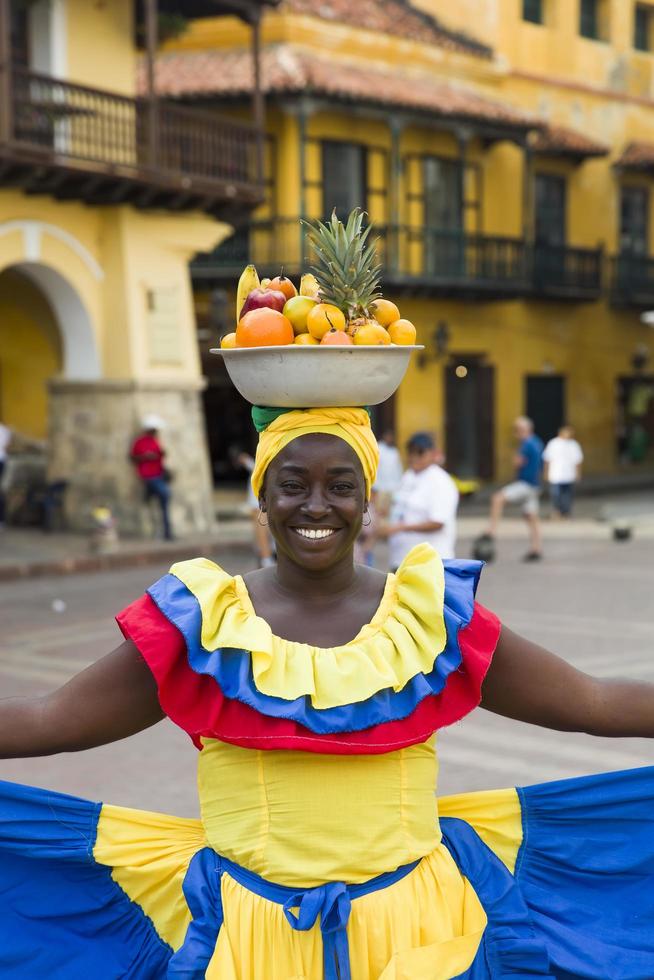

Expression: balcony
xmin=610 ymin=253 xmax=654 ymax=307
xmin=192 ymin=219 xmax=532 ymax=299
xmin=0 ymin=65 xmax=263 ymax=215
xmin=531 ymin=243 xmax=603 ymax=301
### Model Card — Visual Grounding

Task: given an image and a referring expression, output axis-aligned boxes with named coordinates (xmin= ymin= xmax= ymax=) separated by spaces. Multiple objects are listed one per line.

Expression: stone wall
xmin=48 ymin=378 xmax=215 ymax=537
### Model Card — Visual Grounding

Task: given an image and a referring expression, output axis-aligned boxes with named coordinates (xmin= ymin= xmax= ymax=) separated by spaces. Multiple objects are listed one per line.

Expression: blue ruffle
xmin=147 ymin=560 xmax=480 ymax=734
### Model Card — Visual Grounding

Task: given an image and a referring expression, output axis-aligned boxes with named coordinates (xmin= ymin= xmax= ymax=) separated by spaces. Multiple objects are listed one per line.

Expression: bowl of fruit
xmin=211 ymin=210 xmax=422 ymax=407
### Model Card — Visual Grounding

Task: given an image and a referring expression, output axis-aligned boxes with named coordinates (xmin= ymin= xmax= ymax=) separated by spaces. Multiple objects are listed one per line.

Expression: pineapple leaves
xmin=301 ymin=208 xmax=382 ymax=318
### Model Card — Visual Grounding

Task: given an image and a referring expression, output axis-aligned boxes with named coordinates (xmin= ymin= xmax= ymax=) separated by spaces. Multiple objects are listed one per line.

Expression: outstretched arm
xmin=481 ymin=625 xmax=654 ymax=738
xmin=0 ymin=640 xmax=165 ymax=759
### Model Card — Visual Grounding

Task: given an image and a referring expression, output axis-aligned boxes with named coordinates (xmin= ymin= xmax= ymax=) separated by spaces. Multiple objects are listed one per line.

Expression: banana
xmin=299 ymin=273 xmax=321 ymax=300
xmin=236 ymin=264 xmax=260 ymax=323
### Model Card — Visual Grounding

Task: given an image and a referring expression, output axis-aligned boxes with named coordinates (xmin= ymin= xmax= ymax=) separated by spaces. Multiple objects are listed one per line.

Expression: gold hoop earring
xmin=257 ymin=510 xmax=268 ymax=527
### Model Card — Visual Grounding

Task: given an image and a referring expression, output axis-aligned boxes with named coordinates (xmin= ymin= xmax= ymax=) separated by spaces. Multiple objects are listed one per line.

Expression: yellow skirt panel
xmin=207 ymin=843 xmax=487 ymax=980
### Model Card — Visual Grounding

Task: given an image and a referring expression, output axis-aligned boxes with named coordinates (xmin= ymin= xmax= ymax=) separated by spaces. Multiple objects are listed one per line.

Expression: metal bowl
xmin=210 ymin=345 xmax=423 ymax=407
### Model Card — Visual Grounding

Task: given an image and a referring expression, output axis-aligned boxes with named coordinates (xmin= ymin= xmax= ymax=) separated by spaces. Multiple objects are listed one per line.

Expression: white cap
xmin=142 ymin=414 xmax=166 ymax=431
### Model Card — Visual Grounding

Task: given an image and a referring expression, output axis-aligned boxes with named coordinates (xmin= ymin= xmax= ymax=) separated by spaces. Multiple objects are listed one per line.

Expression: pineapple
xmin=302 ymin=209 xmax=382 ymax=329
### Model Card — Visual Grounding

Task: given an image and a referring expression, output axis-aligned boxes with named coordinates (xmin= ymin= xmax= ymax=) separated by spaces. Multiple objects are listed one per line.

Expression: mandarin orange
xmin=307 ymin=303 xmax=346 ymax=340
xmin=369 ymin=299 xmax=400 ymax=327
xmin=235 ymin=307 xmax=294 ymax=347
xmin=387 ymin=318 xmax=417 ymax=345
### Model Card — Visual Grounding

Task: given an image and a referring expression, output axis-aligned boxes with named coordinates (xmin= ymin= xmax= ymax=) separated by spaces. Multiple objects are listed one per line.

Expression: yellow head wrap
xmin=251 ymin=407 xmax=379 ymax=500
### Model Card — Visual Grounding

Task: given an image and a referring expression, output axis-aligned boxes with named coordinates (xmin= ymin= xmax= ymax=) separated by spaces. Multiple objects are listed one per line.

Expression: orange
xmin=294 ymin=332 xmax=319 ymax=345
xmin=307 ymin=303 xmax=346 ymax=340
xmin=220 ymin=332 xmax=237 ymax=349
xmin=369 ymin=299 xmax=400 ymax=327
xmin=320 ymin=329 xmax=354 ymax=346
xmin=268 ymin=274 xmax=297 ymax=301
xmin=236 ymin=307 xmax=294 ymax=347
xmin=353 ymin=322 xmax=391 ymax=345
xmin=387 ymin=318 xmax=417 ymax=345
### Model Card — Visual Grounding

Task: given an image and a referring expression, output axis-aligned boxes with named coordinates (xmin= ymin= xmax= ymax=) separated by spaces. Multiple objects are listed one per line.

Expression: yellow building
xmin=0 ymin=0 xmax=272 ymax=534
xmin=154 ymin=0 xmax=654 ymax=483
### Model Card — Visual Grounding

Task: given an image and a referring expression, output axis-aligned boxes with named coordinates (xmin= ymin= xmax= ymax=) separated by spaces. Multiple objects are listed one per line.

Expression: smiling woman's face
xmin=260 ymin=433 xmax=367 ymax=571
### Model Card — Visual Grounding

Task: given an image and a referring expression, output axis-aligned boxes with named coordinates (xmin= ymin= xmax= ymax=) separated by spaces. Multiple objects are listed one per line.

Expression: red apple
xmin=239 ymin=288 xmax=286 ymax=318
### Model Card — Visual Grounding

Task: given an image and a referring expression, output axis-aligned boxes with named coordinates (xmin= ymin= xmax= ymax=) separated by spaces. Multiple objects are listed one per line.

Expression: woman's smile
xmin=292 ymin=526 xmax=339 ymax=540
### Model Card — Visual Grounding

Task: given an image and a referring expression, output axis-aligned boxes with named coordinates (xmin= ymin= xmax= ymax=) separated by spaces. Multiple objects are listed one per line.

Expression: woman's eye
xmin=332 ymin=483 xmax=356 ymax=494
xmin=280 ymin=481 xmax=305 ymax=491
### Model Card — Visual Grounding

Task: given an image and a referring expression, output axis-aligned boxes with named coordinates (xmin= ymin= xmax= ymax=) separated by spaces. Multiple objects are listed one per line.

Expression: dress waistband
xmin=166 ymin=848 xmax=419 ymax=980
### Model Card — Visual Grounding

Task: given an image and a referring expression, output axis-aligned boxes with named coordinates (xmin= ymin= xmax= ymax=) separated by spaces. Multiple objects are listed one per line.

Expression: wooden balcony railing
xmin=0 ymin=65 xmax=263 ymax=213
xmin=531 ymin=243 xmax=603 ymax=300
xmin=192 ymin=220 xmax=531 ymax=298
xmin=610 ymin=253 xmax=654 ymax=307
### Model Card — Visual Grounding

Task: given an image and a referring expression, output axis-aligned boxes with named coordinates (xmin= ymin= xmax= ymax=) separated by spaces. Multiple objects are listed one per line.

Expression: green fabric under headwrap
xmin=251 ymin=405 xmax=371 ymax=433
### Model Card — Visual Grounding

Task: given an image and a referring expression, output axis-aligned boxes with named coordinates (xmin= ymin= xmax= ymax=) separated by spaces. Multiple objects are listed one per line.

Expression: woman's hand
xmin=482 ymin=625 xmax=654 ymax=738
xmin=0 ymin=640 xmax=164 ymax=759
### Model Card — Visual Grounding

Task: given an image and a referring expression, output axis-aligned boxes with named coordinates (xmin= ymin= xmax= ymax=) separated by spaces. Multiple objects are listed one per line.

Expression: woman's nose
xmin=302 ymin=485 xmax=330 ymax=517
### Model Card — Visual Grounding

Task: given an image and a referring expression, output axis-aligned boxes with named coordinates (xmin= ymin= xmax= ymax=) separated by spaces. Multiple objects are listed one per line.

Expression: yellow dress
xmin=2 ymin=544 xmax=654 ymax=978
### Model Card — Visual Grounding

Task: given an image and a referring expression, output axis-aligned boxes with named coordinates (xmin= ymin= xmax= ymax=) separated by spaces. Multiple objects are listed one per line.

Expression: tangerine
xmin=220 ymin=332 xmax=237 ymax=349
xmin=294 ymin=332 xmax=319 ymax=345
xmin=320 ymin=329 xmax=354 ymax=346
xmin=387 ymin=318 xmax=417 ymax=345
xmin=268 ymin=274 xmax=297 ymax=301
xmin=353 ymin=322 xmax=391 ymax=345
xmin=369 ymin=299 xmax=400 ymax=327
xmin=307 ymin=303 xmax=346 ymax=340
xmin=236 ymin=307 xmax=294 ymax=347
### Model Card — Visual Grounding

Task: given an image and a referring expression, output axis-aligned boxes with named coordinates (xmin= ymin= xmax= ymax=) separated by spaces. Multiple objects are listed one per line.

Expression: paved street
xmin=0 ymin=530 xmax=652 ymax=817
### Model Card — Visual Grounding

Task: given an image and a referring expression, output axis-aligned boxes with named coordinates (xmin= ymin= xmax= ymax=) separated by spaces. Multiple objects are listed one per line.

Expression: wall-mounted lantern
xmin=417 ymin=320 xmax=451 ymax=369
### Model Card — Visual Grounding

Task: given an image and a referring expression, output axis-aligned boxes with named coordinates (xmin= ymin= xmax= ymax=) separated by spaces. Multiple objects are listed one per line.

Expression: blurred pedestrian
xmin=373 ymin=429 xmax=403 ymax=518
xmin=0 ymin=419 xmax=10 ymax=530
xmin=232 ymin=448 xmax=275 ymax=568
xmin=543 ymin=425 xmax=583 ymax=518
xmin=130 ymin=415 xmax=173 ymax=541
xmin=380 ymin=431 xmax=459 ymax=569
xmin=485 ymin=416 xmax=544 ymax=562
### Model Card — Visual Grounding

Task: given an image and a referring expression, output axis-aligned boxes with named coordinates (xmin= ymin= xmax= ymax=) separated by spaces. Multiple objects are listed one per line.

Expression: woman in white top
xmin=542 ymin=425 xmax=584 ymax=518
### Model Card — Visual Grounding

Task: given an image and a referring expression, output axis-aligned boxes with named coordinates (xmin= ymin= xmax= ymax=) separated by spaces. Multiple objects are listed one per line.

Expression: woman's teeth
xmin=295 ymin=528 xmax=336 ymax=539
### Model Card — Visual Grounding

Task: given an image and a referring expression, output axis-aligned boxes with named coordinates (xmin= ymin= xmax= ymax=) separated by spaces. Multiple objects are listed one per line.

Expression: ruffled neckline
xmin=168 ymin=544 xmax=447 ymax=710
xmin=233 ymin=567 xmax=397 ymax=649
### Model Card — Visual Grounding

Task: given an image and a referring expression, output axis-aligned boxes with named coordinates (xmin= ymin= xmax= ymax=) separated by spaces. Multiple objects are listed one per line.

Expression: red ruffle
xmin=117 ymin=596 xmax=500 ymax=755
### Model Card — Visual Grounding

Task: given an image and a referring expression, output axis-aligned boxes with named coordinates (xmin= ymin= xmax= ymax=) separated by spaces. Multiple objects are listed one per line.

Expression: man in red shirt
xmin=130 ymin=415 xmax=173 ymax=540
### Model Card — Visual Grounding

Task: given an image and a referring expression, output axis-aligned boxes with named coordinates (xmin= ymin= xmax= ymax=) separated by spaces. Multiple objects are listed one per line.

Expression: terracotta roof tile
xmin=616 ymin=141 xmax=654 ymax=170
xmin=279 ymin=0 xmax=490 ymax=57
xmin=531 ymin=123 xmax=608 ymax=159
xmin=145 ymin=46 xmax=533 ymax=130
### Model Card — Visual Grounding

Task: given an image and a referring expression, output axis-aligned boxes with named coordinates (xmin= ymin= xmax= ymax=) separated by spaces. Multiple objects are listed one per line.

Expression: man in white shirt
xmin=542 ymin=425 xmax=583 ymax=518
xmin=381 ymin=431 xmax=459 ymax=569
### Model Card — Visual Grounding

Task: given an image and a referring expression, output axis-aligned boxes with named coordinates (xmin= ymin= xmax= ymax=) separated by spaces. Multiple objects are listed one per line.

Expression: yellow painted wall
xmin=0 ymin=269 xmax=62 ymax=439
xmin=391 ymin=294 xmax=654 ymax=478
xmin=66 ymin=0 xmax=136 ymax=95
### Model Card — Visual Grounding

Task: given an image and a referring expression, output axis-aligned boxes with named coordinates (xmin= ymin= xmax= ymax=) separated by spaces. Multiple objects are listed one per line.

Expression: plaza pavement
xmin=0 ymin=518 xmax=652 ymax=816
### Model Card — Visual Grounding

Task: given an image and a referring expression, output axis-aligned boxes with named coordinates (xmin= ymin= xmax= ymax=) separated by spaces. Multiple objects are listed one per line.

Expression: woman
xmin=1 ymin=406 xmax=654 ymax=979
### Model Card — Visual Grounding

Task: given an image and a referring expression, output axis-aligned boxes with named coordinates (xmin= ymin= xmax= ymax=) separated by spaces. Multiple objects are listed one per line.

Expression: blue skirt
xmin=0 ymin=767 xmax=653 ymax=979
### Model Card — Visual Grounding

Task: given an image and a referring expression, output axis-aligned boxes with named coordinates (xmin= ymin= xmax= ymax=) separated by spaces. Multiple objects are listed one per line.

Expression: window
xmin=535 ymin=174 xmax=566 ymax=245
xmin=579 ymin=0 xmax=600 ymax=39
xmin=634 ymin=4 xmax=653 ymax=51
xmin=620 ymin=186 xmax=649 ymax=254
xmin=321 ymin=142 xmax=367 ymax=221
xmin=522 ymin=0 xmax=544 ymax=24
xmin=423 ymin=157 xmax=463 ymax=276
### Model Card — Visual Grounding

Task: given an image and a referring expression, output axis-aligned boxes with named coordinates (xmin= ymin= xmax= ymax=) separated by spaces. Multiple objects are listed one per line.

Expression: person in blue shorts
xmin=485 ymin=415 xmax=544 ymax=561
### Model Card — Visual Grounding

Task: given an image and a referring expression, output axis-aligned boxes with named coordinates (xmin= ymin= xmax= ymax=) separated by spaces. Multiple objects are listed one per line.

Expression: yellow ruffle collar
xmin=169 ymin=543 xmax=446 ymax=710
